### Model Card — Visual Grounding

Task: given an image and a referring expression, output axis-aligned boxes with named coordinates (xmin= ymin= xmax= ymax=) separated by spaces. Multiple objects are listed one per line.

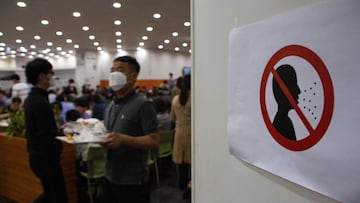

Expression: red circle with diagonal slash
xmin=260 ymin=45 xmax=334 ymax=151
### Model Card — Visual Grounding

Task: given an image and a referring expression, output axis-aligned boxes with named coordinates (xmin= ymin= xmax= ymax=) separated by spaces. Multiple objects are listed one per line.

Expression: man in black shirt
xmin=25 ymin=58 xmax=68 ymax=203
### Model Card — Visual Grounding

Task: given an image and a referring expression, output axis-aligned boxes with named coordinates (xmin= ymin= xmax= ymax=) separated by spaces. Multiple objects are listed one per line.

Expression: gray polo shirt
xmin=104 ymin=91 xmax=158 ymax=184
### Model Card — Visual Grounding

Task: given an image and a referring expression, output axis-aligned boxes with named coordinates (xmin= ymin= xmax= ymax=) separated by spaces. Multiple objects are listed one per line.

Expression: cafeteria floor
xmin=0 ymin=157 xmax=191 ymax=203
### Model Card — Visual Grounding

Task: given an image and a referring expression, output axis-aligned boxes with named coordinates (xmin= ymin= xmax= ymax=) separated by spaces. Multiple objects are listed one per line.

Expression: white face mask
xmin=109 ymin=71 xmax=127 ymax=91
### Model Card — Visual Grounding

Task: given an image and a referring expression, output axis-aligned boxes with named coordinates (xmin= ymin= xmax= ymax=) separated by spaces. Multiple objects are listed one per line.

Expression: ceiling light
xmin=1 ymin=56 xmax=7 ymax=59
xmin=47 ymin=42 xmax=53 ymax=46
xmin=82 ymin=26 xmax=90 ymax=31
xmin=164 ymin=39 xmax=170 ymax=44
xmin=41 ymin=20 xmax=49 ymax=25
xmin=139 ymin=42 xmax=144 ymax=46
xmin=73 ymin=12 xmax=81 ymax=17
xmin=142 ymin=36 xmax=148 ymax=40
xmin=158 ymin=45 xmax=163 ymax=49
xmin=0 ymin=47 xmax=4 ymax=51
xmin=0 ymin=32 xmax=3 ymax=36
xmin=16 ymin=39 xmax=22 ymax=43
xmin=17 ymin=2 xmax=27 ymax=7
xmin=113 ymin=2 xmax=121 ymax=8
xmin=30 ymin=52 xmax=36 ymax=55
xmin=117 ymin=45 xmax=122 ymax=49
xmin=16 ymin=26 xmax=24 ymax=31
xmin=56 ymin=31 xmax=63 ymax=36
xmin=172 ymin=32 xmax=179 ymax=37
xmin=114 ymin=20 xmax=121 ymax=25
xmin=189 ymin=49 xmax=191 ymax=53
xmin=182 ymin=43 xmax=188 ymax=47
xmin=89 ymin=35 xmax=95 ymax=40
xmin=146 ymin=26 xmax=153 ymax=32
xmin=0 ymin=43 xmax=5 ymax=46
xmin=97 ymin=47 xmax=102 ymax=51
xmin=10 ymin=50 xmax=16 ymax=54
xmin=115 ymin=31 xmax=122 ymax=36
xmin=30 ymin=45 xmax=36 ymax=49
xmin=19 ymin=47 xmax=27 ymax=52
xmin=61 ymin=51 xmax=66 ymax=55
xmin=28 ymin=55 xmax=34 ymax=59
xmin=19 ymin=53 xmax=26 ymax=57
xmin=0 ymin=52 xmax=5 ymax=56
xmin=66 ymin=39 xmax=72 ymax=43
xmin=116 ymin=39 xmax=122 ymax=43
xmin=10 ymin=55 xmax=16 ymax=58
xmin=68 ymin=50 xmax=73 ymax=54
xmin=74 ymin=44 xmax=80 ymax=49
xmin=117 ymin=49 xmax=122 ymax=52
xmin=184 ymin=22 xmax=191 ymax=27
xmin=56 ymin=47 xmax=62 ymax=51
xmin=93 ymin=42 xmax=99 ymax=46
xmin=49 ymin=53 xmax=55 ymax=57
xmin=153 ymin=13 xmax=161 ymax=19
xmin=175 ymin=47 xmax=180 ymax=51
xmin=34 ymin=35 xmax=41 ymax=40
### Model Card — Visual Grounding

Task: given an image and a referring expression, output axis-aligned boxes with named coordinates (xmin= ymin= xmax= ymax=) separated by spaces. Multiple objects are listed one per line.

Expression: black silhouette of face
xmin=272 ymin=64 xmax=301 ymax=111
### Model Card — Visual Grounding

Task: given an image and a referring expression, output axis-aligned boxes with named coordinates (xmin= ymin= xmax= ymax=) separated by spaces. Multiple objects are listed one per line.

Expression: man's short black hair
xmin=74 ymin=96 xmax=90 ymax=108
xmin=113 ymin=56 xmax=140 ymax=73
xmin=25 ymin=58 xmax=53 ymax=85
xmin=12 ymin=97 xmax=22 ymax=104
xmin=11 ymin=74 xmax=20 ymax=81
xmin=65 ymin=109 xmax=81 ymax=122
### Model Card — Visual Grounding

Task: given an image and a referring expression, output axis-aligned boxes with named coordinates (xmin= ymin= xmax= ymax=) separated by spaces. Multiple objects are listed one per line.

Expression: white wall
xmin=74 ymin=49 xmax=190 ymax=89
xmin=96 ymin=49 xmax=191 ymax=80
xmin=0 ymin=49 xmax=190 ymax=91
xmin=0 ymin=58 xmax=15 ymax=69
xmin=193 ymin=0 xmax=338 ymax=202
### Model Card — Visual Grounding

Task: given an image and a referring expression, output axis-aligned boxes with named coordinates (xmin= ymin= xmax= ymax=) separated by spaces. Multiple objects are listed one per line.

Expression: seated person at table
xmin=0 ymin=97 xmax=22 ymax=119
xmin=0 ymin=90 xmax=7 ymax=113
xmin=56 ymin=94 xmax=75 ymax=124
xmin=153 ymin=96 xmax=171 ymax=131
xmin=74 ymin=97 xmax=91 ymax=119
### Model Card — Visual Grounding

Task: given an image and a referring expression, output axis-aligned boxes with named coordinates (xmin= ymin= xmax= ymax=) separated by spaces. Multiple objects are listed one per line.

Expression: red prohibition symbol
xmin=260 ymin=45 xmax=334 ymax=151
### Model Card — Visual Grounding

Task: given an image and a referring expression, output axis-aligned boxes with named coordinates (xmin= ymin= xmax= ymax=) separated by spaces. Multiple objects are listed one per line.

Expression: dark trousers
xmin=178 ymin=163 xmax=191 ymax=189
xmin=29 ymin=155 xmax=68 ymax=203
xmin=101 ymin=178 xmax=150 ymax=203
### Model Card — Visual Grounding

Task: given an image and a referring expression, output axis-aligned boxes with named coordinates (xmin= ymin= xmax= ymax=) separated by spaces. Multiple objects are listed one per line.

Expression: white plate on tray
xmin=56 ymin=135 xmax=106 ymax=144
xmin=0 ymin=120 xmax=9 ymax=127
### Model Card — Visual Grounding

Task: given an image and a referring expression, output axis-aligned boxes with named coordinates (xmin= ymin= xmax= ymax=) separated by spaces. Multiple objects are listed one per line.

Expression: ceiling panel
xmin=0 ymin=0 xmax=191 ymax=59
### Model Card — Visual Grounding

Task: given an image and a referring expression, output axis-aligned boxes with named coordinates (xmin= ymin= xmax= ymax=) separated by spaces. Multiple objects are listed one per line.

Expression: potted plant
xmin=7 ymin=111 xmax=26 ymax=138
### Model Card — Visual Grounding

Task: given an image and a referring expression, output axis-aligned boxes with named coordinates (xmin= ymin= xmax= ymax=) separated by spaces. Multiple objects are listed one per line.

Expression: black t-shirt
xmin=104 ymin=90 xmax=158 ymax=184
xmin=25 ymin=87 xmax=62 ymax=156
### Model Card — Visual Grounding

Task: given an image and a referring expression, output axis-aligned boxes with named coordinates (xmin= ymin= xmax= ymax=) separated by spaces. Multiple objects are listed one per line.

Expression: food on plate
xmin=66 ymin=134 xmax=74 ymax=141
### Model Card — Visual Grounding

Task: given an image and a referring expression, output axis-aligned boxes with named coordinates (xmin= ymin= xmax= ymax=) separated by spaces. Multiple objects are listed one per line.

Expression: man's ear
xmin=128 ymin=72 xmax=138 ymax=83
xmin=37 ymin=72 xmax=46 ymax=82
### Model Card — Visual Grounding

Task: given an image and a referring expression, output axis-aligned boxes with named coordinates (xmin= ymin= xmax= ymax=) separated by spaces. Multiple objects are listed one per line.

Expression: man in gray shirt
xmin=102 ymin=56 xmax=159 ymax=203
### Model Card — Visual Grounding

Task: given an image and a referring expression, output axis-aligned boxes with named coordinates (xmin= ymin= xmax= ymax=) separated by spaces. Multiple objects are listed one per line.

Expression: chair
xmin=80 ymin=144 xmax=105 ymax=203
xmin=148 ymin=130 xmax=174 ymax=187
xmin=158 ymin=130 xmax=174 ymax=159
xmin=147 ymin=149 xmax=160 ymax=187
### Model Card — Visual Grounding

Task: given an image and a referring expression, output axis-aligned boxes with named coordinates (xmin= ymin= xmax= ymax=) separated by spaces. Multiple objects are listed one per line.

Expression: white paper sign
xmin=228 ymin=0 xmax=360 ymax=202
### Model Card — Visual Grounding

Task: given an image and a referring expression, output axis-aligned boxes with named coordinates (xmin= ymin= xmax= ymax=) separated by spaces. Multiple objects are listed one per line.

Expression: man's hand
xmin=102 ymin=132 xmax=124 ymax=149
xmin=102 ymin=132 xmax=159 ymax=149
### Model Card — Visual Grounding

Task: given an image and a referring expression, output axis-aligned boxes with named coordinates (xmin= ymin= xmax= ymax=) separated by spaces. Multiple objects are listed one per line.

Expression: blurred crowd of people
xmin=0 ymin=65 xmax=192 ymax=201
